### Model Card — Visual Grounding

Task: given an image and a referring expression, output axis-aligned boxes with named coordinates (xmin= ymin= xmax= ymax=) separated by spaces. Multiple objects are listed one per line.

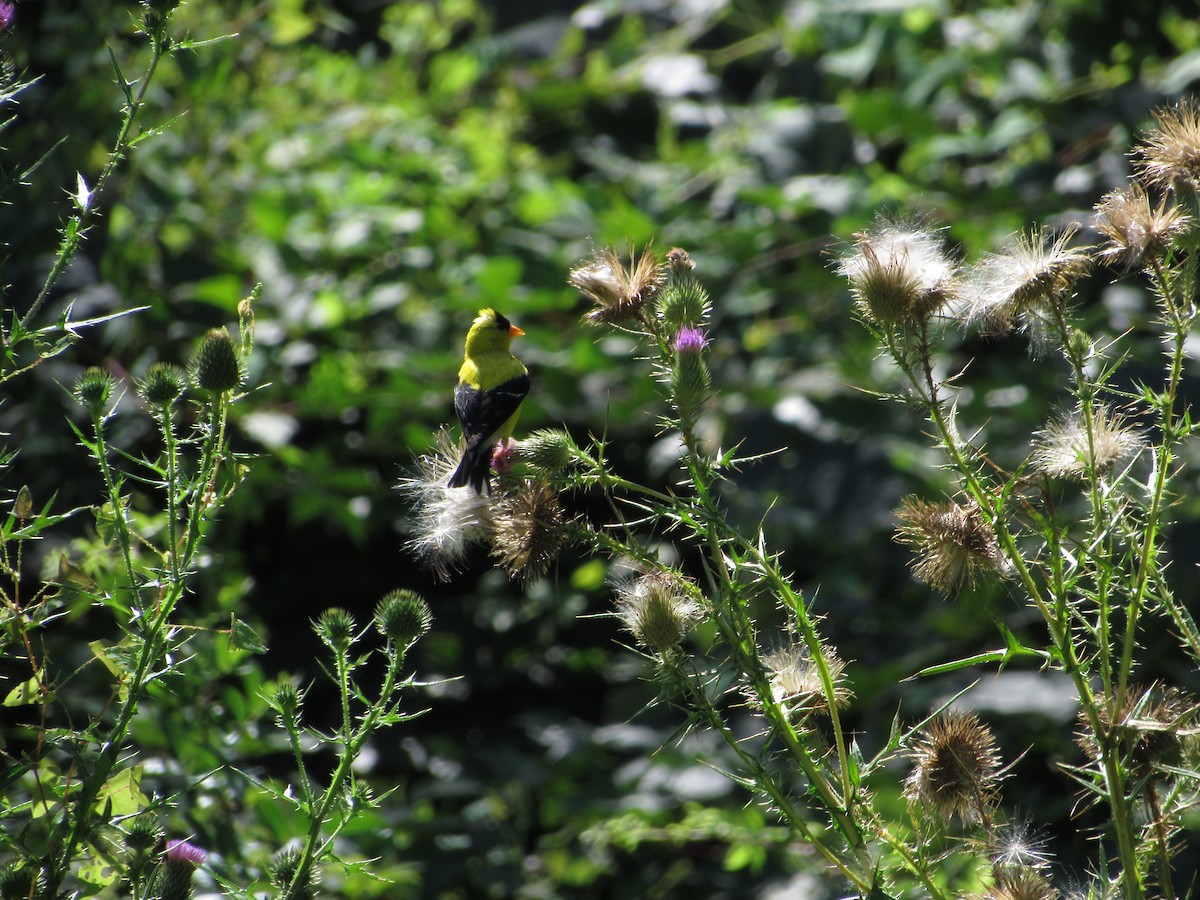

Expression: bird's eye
xmin=494 ymin=311 xmax=512 ymax=332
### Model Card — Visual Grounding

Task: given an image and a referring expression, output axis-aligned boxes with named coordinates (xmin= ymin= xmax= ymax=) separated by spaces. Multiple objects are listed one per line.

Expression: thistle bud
xmin=138 ymin=362 xmax=188 ymax=408
xmin=272 ymin=680 xmax=302 ymax=725
xmin=374 ymin=589 xmax=432 ymax=645
xmin=656 ymin=276 xmax=710 ymax=332
xmin=671 ymin=326 xmax=711 ymax=429
xmin=126 ymin=814 xmax=163 ymax=853
xmin=156 ymin=839 xmax=206 ymax=900
xmin=0 ymin=864 xmax=44 ymax=900
xmin=74 ymin=367 xmax=114 ymax=414
xmin=519 ymin=429 xmax=576 ymax=475
xmin=191 ymin=327 xmax=243 ymax=394
xmin=315 ymin=607 xmax=356 ymax=653
xmin=270 ymin=847 xmax=315 ymax=898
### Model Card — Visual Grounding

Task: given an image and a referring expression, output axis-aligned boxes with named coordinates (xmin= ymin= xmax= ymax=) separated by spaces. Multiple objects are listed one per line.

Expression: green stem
xmin=20 ymin=29 xmax=167 ymax=331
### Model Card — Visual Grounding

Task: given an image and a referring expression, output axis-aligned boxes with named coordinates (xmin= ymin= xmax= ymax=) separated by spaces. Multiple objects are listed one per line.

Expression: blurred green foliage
xmin=4 ymin=0 xmax=1200 ymax=894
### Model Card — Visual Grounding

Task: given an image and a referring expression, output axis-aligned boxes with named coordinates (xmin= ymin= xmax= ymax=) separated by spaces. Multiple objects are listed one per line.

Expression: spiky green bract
xmin=138 ymin=362 xmax=188 ymax=408
xmin=374 ymin=589 xmax=432 ymax=646
xmin=74 ymin=367 xmax=114 ymax=414
xmin=155 ymin=840 xmax=206 ymax=900
xmin=0 ymin=864 xmax=44 ymax=900
xmin=656 ymin=272 xmax=710 ymax=333
xmin=519 ymin=429 xmax=577 ymax=476
xmin=671 ymin=326 xmax=712 ymax=430
xmin=126 ymin=814 xmax=163 ymax=853
xmin=272 ymin=679 xmax=303 ymax=726
xmin=315 ymin=607 xmax=356 ymax=654
xmin=270 ymin=847 xmax=316 ymax=899
xmin=191 ymin=327 xmax=243 ymax=394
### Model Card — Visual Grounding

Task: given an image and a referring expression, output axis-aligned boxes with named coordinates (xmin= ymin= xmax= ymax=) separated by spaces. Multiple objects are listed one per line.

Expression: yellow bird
xmin=448 ymin=308 xmax=529 ymax=492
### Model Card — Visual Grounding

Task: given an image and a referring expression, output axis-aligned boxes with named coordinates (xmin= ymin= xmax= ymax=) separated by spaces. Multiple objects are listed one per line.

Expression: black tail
xmin=447 ymin=442 xmax=492 ymax=493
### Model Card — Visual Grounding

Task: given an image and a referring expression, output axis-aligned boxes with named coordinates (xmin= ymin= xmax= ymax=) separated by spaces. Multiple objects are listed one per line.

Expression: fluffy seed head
xmin=894 ymin=497 xmax=1005 ymax=595
xmin=398 ymin=429 xmax=494 ymax=580
xmin=961 ymin=227 xmax=1090 ymax=335
xmin=374 ymin=589 xmax=433 ymax=645
xmin=761 ymin=640 xmax=852 ymax=717
xmin=74 ymin=367 xmax=114 ymax=414
xmin=192 ymin=327 xmax=244 ymax=394
xmin=490 ymin=478 xmax=570 ymax=583
xmin=570 ymin=245 xmax=666 ymax=326
xmin=1135 ymin=99 xmax=1200 ymax=192
xmin=838 ymin=218 xmax=958 ymax=327
xmin=1093 ymin=184 xmax=1190 ymax=273
xmin=138 ymin=362 xmax=188 ymax=408
xmin=1031 ymin=405 xmax=1143 ymax=480
xmin=615 ymin=571 xmax=703 ymax=655
xmin=905 ymin=711 xmax=1003 ymax=822
xmin=989 ymin=819 xmax=1053 ymax=872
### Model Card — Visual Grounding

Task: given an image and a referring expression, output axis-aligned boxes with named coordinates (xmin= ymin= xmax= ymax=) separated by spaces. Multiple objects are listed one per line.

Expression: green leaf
xmin=96 ymin=767 xmax=147 ymax=817
xmin=78 ymin=857 xmax=119 ymax=889
xmin=4 ymin=675 xmax=51 ymax=706
xmin=229 ymin=614 xmax=268 ymax=654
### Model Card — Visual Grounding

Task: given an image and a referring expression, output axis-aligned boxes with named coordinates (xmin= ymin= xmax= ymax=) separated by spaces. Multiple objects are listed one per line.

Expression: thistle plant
xmin=247 ymin=590 xmax=434 ymax=900
xmin=409 ymin=96 xmax=1200 ymax=892
xmin=837 ymin=98 xmax=1200 ymax=898
xmin=0 ymin=300 xmax=257 ymax=897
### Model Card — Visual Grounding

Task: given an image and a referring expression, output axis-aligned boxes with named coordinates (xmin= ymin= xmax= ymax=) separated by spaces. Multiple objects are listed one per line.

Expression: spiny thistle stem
xmin=19 ymin=21 xmax=169 ymax=333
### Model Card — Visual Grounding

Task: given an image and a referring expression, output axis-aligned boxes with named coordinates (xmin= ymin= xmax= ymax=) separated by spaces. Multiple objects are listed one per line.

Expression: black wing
xmin=454 ymin=373 xmax=530 ymax=451
xmin=448 ymin=374 xmax=530 ymax=492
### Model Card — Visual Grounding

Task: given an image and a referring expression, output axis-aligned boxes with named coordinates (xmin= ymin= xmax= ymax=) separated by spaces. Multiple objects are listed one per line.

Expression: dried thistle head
xmin=1031 ymin=404 xmax=1143 ymax=481
xmin=894 ymin=497 xmax=1005 ymax=595
xmin=961 ymin=227 xmax=1090 ymax=336
xmin=905 ymin=710 xmax=1003 ymax=823
xmin=1093 ymin=184 xmax=1190 ymax=273
xmin=1078 ymin=683 xmax=1200 ymax=782
xmin=615 ymin=570 xmax=703 ymax=655
xmin=397 ymin=429 xmax=494 ymax=580
xmin=837 ymin=217 xmax=958 ymax=327
xmin=1135 ymin=99 xmax=1200 ymax=193
xmin=760 ymin=640 xmax=852 ymax=717
xmin=976 ymin=867 xmax=1060 ymax=900
xmin=570 ymin=245 xmax=666 ymax=326
xmin=490 ymin=477 xmax=570 ymax=583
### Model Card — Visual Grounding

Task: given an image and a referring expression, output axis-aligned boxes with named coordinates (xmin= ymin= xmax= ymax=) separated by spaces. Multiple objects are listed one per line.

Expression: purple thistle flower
xmin=491 ymin=436 xmax=518 ymax=475
xmin=165 ymin=838 xmax=207 ymax=867
xmin=674 ymin=326 xmax=708 ymax=355
xmin=0 ymin=3 xmax=14 ymax=31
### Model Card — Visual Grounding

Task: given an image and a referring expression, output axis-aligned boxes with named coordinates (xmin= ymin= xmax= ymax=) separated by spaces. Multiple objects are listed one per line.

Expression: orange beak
xmin=508 ymin=324 xmax=525 ymax=337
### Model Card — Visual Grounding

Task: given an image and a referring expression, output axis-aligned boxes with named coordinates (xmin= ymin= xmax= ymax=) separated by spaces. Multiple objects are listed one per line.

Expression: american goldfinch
xmin=448 ymin=308 xmax=529 ymax=492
